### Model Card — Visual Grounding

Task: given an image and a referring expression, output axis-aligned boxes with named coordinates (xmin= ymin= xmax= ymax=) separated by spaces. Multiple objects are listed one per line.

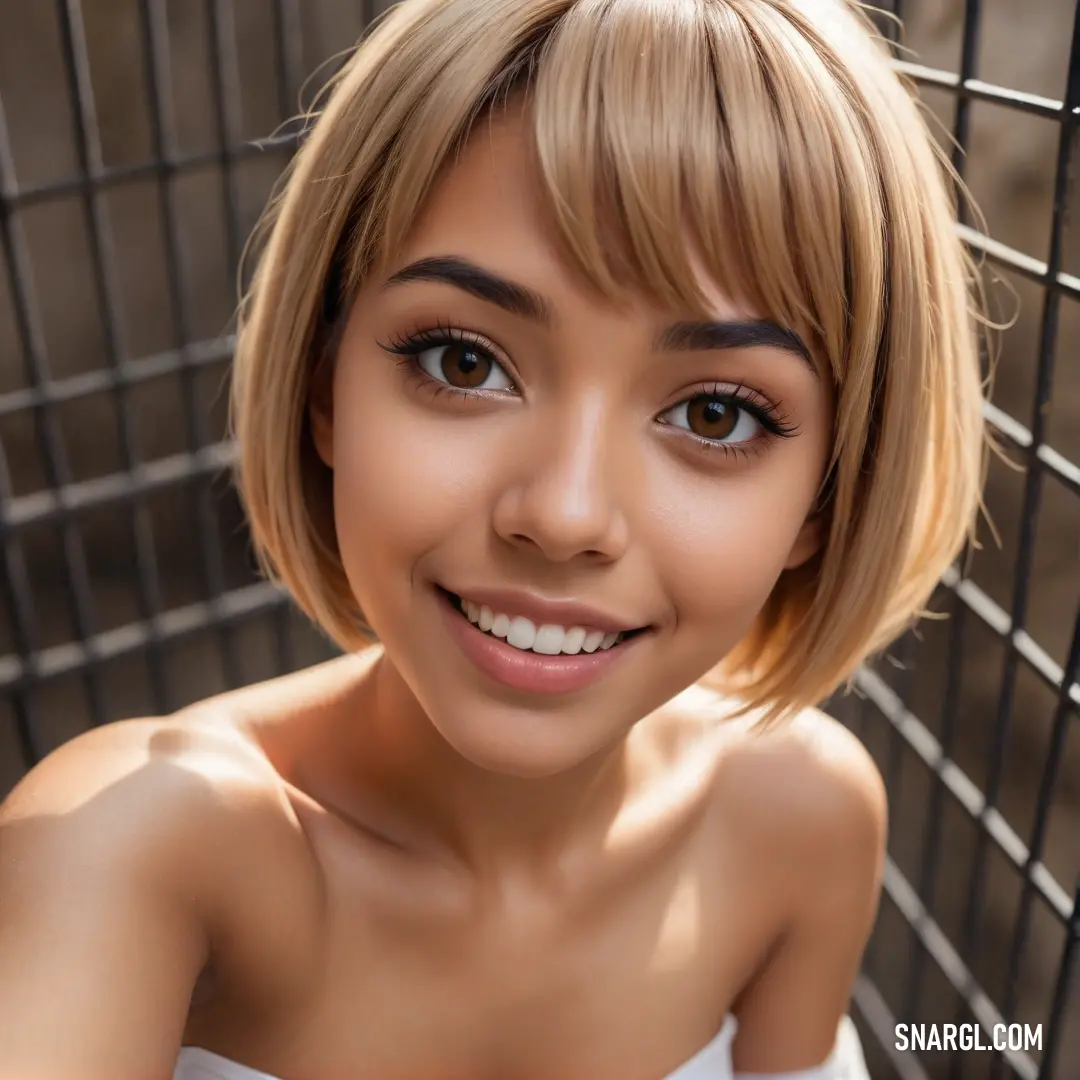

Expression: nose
xmin=491 ymin=398 xmax=631 ymax=564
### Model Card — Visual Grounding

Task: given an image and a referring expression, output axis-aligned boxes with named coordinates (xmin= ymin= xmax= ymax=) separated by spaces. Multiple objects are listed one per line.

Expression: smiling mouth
xmin=439 ymin=588 xmax=648 ymax=657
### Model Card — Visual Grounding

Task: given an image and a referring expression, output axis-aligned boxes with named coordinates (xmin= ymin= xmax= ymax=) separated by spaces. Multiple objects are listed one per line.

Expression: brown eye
xmin=441 ymin=343 xmax=491 ymax=387
xmin=685 ymin=395 xmax=738 ymax=440
xmin=415 ymin=341 xmax=515 ymax=392
xmin=659 ymin=393 xmax=762 ymax=446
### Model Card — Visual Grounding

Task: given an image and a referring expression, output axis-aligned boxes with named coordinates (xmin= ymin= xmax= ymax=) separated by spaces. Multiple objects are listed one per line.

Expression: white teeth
xmin=533 ymin=625 xmax=566 ymax=655
xmin=455 ymin=596 xmax=632 ymax=656
xmin=506 ymin=616 xmax=536 ymax=650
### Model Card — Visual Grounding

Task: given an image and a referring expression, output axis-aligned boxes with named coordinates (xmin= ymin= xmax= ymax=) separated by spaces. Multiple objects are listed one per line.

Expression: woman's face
xmin=313 ymin=112 xmax=833 ymax=778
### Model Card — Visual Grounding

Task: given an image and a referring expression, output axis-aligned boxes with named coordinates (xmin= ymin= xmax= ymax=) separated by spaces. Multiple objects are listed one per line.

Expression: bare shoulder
xmin=704 ymin=698 xmax=888 ymax=883
xmin=2 ymin=710 xmax=289 ymax=840
xmin=0 ymin=710 xmax=310 ymax=1078
xmin=0 ymin=707 xmax=318 ymax=951
xmin=739 ymin=707 xmax=886 ymax=830
xmin=701 ymin=702 xmax=888 ymax=1068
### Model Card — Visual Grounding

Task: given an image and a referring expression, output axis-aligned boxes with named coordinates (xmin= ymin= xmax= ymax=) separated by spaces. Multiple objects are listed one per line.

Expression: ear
xmin=308 ymin=368 xmax=335 ymax=469
xmin=784 ymin=514 xmax=824 ymax=571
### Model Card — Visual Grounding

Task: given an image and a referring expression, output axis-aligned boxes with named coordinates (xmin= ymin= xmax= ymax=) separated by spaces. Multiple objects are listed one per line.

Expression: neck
xmin=331 ymin=647 xmax=637 ymax=885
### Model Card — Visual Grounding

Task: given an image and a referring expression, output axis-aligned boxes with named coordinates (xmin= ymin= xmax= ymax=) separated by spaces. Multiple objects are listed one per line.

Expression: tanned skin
xmin=0 ymin=659 xmax=884 ymax=1080
xmin=0 ymin=110 xmax=886 ymax=1080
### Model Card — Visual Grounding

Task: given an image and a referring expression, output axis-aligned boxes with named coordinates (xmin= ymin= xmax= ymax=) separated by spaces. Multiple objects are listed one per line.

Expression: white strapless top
xmin=174 ymin=1013 xmax=869 ymax=1080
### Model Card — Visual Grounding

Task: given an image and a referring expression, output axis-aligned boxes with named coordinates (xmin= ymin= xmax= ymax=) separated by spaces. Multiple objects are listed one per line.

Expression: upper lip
xmin=442 ymin=585 xmax=646 ymax=635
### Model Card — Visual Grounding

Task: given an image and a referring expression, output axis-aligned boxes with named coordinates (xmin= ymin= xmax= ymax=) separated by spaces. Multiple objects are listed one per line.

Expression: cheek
xmin=327 ymin=368 xmax=494 ymax=587
xmin=644 ymin=456 xmax=822 ymax=634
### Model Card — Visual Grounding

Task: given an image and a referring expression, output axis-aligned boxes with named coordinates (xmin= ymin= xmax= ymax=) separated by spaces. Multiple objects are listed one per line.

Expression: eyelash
xmin=678 ymin=381 xmax=799 ymax=453
xmin=380 ymin=323 xmax=507 ymax=402
xmin=377 ymin=325 xmax=801 ymax=457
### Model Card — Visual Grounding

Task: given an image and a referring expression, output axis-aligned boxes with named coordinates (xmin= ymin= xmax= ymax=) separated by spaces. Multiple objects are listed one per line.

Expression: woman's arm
xmin=728 ymin=715 xmax=887 ymax=1075
xmin=0 ymin=722 xmax=253 ymax=1080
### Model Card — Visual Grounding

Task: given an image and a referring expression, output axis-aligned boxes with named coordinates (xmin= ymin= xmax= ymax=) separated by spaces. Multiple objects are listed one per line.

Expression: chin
xmin=427 ymin=704 xmax=620 ymax=780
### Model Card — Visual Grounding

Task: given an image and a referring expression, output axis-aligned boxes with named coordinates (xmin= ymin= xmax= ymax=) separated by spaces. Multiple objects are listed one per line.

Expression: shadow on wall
xmin=0 ymin=0 xmax=1077 ymax=1076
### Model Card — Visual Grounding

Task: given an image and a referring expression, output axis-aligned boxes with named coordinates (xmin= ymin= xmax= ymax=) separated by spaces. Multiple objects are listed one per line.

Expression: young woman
xmin=0 ymin=0 xmax=986 ymax=1077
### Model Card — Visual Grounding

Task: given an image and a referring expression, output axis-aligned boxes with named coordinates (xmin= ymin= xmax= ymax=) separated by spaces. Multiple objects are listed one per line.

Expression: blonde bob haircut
xmin=233 ymin=0 xmax=987 ymax=725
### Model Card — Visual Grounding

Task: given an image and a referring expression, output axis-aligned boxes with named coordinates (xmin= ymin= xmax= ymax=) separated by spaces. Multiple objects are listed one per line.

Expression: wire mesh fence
xmin=0 ymin=1 xmax=1077 ymax=1078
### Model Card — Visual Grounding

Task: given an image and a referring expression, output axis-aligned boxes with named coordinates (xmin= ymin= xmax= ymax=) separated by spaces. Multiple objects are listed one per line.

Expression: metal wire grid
xmin=839 ymin=3 xmax=1080 ymax=1078
xmin=0 ymin=1 xmax=1076 ymax=1078
xmin=0 ymin=0 xmax=362 ymax=759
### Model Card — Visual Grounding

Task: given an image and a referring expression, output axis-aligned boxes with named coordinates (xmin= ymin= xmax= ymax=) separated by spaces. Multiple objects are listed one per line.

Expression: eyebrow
xmin=383 ymin=255 xmax=814 ymax=372
xmin=385 ymin=256 xmax=552 ymax=323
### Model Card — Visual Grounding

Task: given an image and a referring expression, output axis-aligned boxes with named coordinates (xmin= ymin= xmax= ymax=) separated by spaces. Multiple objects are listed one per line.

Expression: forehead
xmin=391 ymin=109 xmax=754 ymax=324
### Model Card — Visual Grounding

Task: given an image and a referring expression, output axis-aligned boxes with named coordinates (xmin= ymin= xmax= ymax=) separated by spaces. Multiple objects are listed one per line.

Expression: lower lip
xmin=437 ymin=589 xmax=644 ymax=695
